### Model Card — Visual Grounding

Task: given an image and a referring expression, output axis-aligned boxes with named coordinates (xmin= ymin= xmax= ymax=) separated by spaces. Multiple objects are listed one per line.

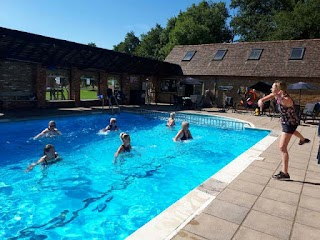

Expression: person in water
xmin=102 ymin=118 xmax=119 ymax=132
xmin=33 ymin=120 xmax=61 ymax=140
xmin=166 ymin=112 xmax=176 ymax=127
xmin=25 ymin=144 xmax=60 ymax=172
xmin=114 ymin=132 xmax=132 ymax=161
xmin=258 ymin=80 xmax=310 ymax=180
xmin=174 ymin=121 xmax=193 ymax=141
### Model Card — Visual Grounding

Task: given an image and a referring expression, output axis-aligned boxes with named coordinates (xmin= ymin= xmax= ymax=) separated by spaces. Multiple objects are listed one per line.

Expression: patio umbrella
xmin=287 ymin=82 xmax=316 ymax=105
xmin=179 ymin=77 xmax=203 ymax=85
xmin=249 ymin=81 xmax=272 ymax=94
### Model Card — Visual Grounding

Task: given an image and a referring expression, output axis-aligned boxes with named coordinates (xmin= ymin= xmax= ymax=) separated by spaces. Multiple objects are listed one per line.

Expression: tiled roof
xmin=165 ymin=40 xmax=320 ymax=78
xmin=0 ymin=27 xmax=182 ymax=76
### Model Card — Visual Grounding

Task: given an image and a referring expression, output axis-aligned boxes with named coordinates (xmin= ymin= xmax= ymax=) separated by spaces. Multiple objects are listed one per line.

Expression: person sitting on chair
xmin=246 ymin=89 xmax=257 ymax=108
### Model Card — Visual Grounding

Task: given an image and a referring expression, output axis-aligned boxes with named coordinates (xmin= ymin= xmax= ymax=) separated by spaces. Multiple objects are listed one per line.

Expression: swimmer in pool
xmin=25 ymin=144 xmax=60 ymax=172
xmin=166 ymin=112 xmax=176 ymax=127
xmin=173 ymin=121 xmax=193 ymax=141
xmin=101 ymin=118 xmax=119 ymax=132
xmin=114 ymin=132 xmax=132 ymax=163
xmin=33 ymin=120 xmax=61 ymax=140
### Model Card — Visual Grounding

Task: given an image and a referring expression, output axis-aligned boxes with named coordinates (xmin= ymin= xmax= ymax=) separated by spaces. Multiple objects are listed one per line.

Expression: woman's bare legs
xmin=293 ymin=130 xmax=306 ymax=142
xmin=279 ymin=132 xmax=293 ymax=174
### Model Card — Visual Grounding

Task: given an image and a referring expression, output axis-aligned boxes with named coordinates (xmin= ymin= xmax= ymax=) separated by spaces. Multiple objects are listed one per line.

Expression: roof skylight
xmin=213 ymin=49 xmax=227 ymax=61
xmin=248 ymin=49 xmax=263 ymax=60
xmin=289 ymin=47 xmax=305 ymax=60
xmin=182 ymin=51 xmax=196 ymax=61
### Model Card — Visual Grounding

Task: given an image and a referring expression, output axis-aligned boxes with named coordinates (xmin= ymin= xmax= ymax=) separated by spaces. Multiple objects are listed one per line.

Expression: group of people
xmin=166 ymin=112 xmax=193 ymax=141
xmin=26 ymin=121 xmax=61 ymax=172
xmin=26 ymin=80 xmax=310 ymax=181
xmin=26 ymin=114 xmax=193 ymax=171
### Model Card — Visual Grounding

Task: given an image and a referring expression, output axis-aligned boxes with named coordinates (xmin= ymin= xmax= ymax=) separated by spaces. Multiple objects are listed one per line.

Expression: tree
xmin=169 ymin=1 xmax=232 ymax=45
xmin=88 ymin=42 xmax=97 ymax=47
xmin=113 ymin=31 xmax=140 ymax=54
xmin=230 ymin=0 xmax=294 ymax=41
xmin=158 ymin=17 xmax=177 ymax=60
xmin=160 ymin=1 xmax=232 ymax=58
xmin=230 ymin=0 xmax=320 ymax=41
xmin=134 ymin=24 xmax=164 ymax=60
xmin=112 ymin=1 xmax=232 ymax=60
xmin=270 ymin=0 xmax=320 ymax=40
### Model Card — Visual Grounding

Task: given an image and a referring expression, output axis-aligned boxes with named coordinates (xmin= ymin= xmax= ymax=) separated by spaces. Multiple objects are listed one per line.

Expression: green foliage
xmin=111 ymin=0 xmax=320 ymax=59
xmin=168 ymin=1 xmax=232 ymax=45
xmin=113 ymin=1 xmax=232 ymax=60
xmin=113 ymin=31 xmax=140 ymax=54
xmin=230 ymin=0 xmax=320 ymax=41
xmin=134 ymin=24 xmax=164 ymax=60
xmin=270 ymin=0 xmax=320 ymax=40
xmin=88 ymin=42 xmax=97 ymax=47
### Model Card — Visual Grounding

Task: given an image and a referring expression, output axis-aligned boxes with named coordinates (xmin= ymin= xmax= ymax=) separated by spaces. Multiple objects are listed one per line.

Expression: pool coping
xmin=127 ymin=116 xmax=278 ymax=240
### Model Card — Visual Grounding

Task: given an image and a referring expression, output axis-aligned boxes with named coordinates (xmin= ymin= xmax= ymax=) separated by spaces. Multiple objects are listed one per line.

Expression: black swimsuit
xmin=106 ymin=124 xmax=118 ymax=131
xmin=181 ymin=131 xmax=191 ymax=140
xmin=122 ymin=145 xmax=131 ymax=152
xmin=43 ymin=153 xmax=59 ymax=165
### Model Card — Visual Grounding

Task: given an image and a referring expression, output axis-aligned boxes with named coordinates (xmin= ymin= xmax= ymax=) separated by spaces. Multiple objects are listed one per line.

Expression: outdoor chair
xmin=224 ymin=96 xmax=234 ymax=111
xmin=301 ymin=102 xmax=320 ymax=123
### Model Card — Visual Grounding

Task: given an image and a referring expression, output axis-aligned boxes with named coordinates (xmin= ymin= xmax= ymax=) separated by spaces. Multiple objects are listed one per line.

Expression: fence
xmin=137 ymin=109 xmax=249 ymax=130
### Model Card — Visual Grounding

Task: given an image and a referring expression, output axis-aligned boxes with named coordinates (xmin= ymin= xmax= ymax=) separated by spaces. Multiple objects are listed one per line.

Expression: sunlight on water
xmin=0 ymin=112 xmax=269 ymax=239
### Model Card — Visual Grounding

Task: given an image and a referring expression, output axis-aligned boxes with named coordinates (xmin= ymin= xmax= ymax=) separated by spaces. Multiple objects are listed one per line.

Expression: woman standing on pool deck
xmin=33 ymin=120 xmax=61 ymax=139
xmin=174 ymin=121 xmax=193 ymax=141
xmin=258 ymin=80 xmax=310 ymax=180
xmin=25 ymin=144 xmax=60 ymax=172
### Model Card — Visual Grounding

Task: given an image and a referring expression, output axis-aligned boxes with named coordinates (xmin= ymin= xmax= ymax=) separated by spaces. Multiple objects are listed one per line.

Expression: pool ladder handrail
xmin=108 ymin=95 xmax=120 ymax=115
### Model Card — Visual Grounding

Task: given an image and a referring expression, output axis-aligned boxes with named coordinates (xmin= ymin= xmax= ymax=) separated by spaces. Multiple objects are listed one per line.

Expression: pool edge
xmin=126 ymin=129 xmax=278 ymax=240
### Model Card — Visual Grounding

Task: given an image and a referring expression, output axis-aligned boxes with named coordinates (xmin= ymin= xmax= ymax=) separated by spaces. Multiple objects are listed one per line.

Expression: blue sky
xmin=0 ymin=0 xmax=232 ymax=50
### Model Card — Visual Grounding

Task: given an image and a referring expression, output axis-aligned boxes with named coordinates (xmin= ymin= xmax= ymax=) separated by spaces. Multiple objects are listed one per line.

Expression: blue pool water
xmin=0 ymin=112 xmax=269 ymax=239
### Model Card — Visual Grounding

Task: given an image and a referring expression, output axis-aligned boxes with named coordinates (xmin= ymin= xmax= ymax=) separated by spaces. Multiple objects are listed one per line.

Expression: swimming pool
xmin=0 ymin=112 xmax=270 ymax=239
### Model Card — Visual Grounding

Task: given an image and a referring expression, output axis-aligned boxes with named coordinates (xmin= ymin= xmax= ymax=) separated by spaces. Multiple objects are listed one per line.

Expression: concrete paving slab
xmin=203 ymin=199 xmax=250 ymax=225
xmin=252 ymin=197 xmax=297 ymax=221
xmin=184 ymin=213 xmax=239 ymax=240
xmin=233 ymin=226 xmax=281 ymax=240
xmin=261 ymin=186 xmax=300 ymax=205
xmin=291 ymin=223 xmax=320 ymax=240
xmin=242 ymin=210 xmax=292 ymax=239
xmin=296 ymin=207 xmax=320 ymax=229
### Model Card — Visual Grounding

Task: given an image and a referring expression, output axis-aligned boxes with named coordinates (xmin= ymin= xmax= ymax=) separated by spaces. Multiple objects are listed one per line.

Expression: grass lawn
xmin=80 ymin=89 xmax=98 ymax=99
xmin=46 ymin=89 xmax=98 ymax=100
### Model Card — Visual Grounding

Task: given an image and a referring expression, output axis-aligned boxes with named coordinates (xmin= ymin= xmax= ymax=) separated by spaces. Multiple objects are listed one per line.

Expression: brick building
xmin=0 ymin=27 xmax=182 ymax=110
xmin=164 ymin=40 xmax=320 ymax=107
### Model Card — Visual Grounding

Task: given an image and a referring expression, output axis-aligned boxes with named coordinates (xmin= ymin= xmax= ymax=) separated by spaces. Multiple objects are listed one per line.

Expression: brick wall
xmin=0 ymin=60 xmax=35 ymax=94
xmin=0 ymin=60 xmax=37 ymax=109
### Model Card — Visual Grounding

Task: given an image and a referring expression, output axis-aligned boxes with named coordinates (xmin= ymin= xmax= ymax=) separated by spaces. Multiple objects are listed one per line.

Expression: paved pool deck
xmin=170 ymin=110 xmax=320 ymax=240
xmin=1 ymin=105 xmax=319 ymax=240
